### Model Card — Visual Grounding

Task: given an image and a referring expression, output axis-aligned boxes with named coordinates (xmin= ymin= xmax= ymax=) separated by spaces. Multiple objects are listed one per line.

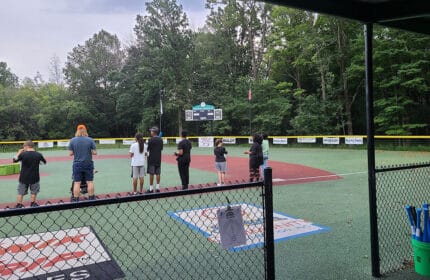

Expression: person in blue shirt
xmin=68 ymin=124 xmax=97 ymax=201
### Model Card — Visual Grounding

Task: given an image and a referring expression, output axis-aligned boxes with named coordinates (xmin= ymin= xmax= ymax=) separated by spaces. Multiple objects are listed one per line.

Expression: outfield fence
xmin=375 ymin=162 xmax=430 ymax=275
xmin=1 ymin=135 xmax=430 ymax=152
xmin=0 ymin=169 xmax=274 ymax=280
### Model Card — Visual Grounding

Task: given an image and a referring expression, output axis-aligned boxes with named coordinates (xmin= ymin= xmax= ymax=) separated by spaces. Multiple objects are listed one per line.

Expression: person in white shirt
xmin=129 ymin=133 xmax=147 ymax=194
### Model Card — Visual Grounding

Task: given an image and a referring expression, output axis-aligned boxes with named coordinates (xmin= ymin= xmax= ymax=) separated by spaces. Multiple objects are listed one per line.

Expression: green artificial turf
xmin=1 ymin=146 xmax=429 ymax=279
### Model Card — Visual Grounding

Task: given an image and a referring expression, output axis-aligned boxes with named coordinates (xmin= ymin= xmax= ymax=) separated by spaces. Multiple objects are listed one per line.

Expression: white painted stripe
xmin=274 ymin=171 xmax=367 ymax=182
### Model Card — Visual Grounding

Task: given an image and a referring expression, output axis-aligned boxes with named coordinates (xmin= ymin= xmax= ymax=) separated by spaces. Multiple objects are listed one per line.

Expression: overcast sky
xmin=0 ymin=0 xmax=208 ymax=81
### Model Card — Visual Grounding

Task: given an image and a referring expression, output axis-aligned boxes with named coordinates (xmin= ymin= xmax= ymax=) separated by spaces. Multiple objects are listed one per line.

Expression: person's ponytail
xmin=135 ymin=133 xmax=144 ymax=154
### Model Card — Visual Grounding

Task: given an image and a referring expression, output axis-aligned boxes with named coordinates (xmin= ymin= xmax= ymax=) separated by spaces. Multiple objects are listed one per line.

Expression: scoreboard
xmin=195 ymin=109 xmax=214 ymax=120
xmin=185 ymin=105 xmax=222 ymax=121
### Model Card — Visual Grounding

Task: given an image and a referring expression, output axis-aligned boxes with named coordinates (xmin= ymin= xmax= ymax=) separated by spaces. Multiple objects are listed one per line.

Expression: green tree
xmin=268 ymin=7 xmax=315 ymax=90
xmin=119 ymin=0 xmax=194 ymax=135
xmin=0 ymin=84 xmax=39 ymax=140
xmin=192 ymin=0 xmax=273 ymax=135
xmin=373 ymin=27 xmax=430 ymax=135
xmin=64 ymin=30 xmax=125 ymax=136
xmin=267 ymin=7 xmax=364 ymax=135
xmin=0 ymin=62 xmax=18 ymax=88
xmin=33 ymin=83 xmax=90 ymax=139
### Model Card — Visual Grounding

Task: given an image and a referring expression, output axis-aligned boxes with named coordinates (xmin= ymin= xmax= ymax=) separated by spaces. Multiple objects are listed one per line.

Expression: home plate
xmin=169 ymin=203 xmax=330 ymax=251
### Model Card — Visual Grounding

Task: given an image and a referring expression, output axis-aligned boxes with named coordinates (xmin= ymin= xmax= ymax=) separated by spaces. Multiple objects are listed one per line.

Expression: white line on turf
xmin=274 ymin=171 xmax=367 ymax=182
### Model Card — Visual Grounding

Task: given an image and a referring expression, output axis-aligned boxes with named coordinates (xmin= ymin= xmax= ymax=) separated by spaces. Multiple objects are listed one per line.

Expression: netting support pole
xmin=264 ymin=167 xmax=275 ymax=280
xmin=365 ymin=23 xmax=380 ymax=277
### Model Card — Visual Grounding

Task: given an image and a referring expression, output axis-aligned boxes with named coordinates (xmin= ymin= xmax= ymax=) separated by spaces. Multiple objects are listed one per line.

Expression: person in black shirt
xmin=147 ymin=126 xmax=163 ymax=193
xmin=244 ymin=133 xmax=263 ymax=182
xmin=214 ymin=138 xmax=228 ymax=186
xmin=174 ymin=130 xmax=192 ymax=190
xmin=12 ymin=140 xmax=47 ymax=208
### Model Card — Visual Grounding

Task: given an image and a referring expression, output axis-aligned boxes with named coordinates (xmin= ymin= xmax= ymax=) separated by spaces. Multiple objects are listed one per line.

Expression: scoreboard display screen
xmin=193 ymin=109 xmax=214 ymax=120
xmin=186 ymin=109 xmax=222 ymax=121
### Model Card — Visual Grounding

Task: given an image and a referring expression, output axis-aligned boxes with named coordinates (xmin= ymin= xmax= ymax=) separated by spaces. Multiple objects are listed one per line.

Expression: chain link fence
xmin=375 ymin=162 xmax=430 ymax=275
xmin=0 ymin=179 xmax=274 ymax=280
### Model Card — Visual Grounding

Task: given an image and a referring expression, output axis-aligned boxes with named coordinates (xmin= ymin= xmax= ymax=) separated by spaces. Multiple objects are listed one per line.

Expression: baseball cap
xmin=149 ymin=127 xmax=159 ymax=133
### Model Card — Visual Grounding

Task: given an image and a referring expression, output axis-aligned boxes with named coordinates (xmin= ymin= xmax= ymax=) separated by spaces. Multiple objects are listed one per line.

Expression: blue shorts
xmin=73 ymin=161 xmax=94 ymax=182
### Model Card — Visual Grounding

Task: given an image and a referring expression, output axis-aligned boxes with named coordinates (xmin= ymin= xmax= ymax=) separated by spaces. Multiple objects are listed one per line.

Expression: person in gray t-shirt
xmin=68 ymin=124 xmax=97 ymax=201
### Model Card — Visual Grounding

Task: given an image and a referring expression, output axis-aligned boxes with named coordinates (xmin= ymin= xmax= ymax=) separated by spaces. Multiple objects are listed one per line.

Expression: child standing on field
xmin=214 ymin=138 xmax=228 ymax=186
xmin=129 ymin=133 xmax=147 ymax=194
xmin=13 ymin=140 xmax=47 ymax=208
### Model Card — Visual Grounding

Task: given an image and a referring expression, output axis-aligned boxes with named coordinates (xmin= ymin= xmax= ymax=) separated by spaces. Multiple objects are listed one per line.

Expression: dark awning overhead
xmin=262 ymin=0 xmax=430 ymax=35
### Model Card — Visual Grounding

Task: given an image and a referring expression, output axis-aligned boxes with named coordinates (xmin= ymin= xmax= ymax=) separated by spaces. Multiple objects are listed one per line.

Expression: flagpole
xmin=248 ymin=80 xmax=252 ymax=135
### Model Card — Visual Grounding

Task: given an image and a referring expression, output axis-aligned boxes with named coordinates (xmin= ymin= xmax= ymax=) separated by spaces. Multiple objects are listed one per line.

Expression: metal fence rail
xmin=0 ymin=174 xmax=274 ymax=280
xmin=375 ymin=162 xmax=430 ymax=275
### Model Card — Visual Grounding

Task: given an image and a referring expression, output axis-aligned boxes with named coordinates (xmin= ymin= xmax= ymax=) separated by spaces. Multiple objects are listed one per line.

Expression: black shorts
xmin=147 ymin=165 xmax=161 ymax=175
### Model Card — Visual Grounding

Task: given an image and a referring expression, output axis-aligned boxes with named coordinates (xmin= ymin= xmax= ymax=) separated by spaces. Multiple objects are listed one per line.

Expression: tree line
xmin=0 ymin=0 xmax=429 ymax=140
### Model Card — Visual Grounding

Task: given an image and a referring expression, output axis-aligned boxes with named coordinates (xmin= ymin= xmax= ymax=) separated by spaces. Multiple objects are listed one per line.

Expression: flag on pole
xmin=160 ymin=98 xmax=163 ymax=115
xmin=248 ymin=88 xmax=252 ymax=101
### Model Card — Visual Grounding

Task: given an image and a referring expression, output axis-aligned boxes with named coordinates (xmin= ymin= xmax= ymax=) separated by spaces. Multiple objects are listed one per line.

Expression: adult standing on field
xmin=147 ymin=126 xmax=163 ymax=193
xmin=174 ymin=130 xmax=192 ymax=190
xmin=68 ymin=124 xmax=97 ymax=202
xmin=260 ymin=133 xmax=270 ymax=178
xmin=13 ymin=140 xmax=47 ymax=208
xmin=129 ymin=133 xmax=147 ymax=194
xmin=244 ymin=133 xmax=263 ymax=182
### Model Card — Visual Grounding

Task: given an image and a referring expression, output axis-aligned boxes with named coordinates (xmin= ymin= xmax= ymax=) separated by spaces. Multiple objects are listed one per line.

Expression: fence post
xmin=364 ymin=22 xmax=380 ymax=277
xmin=264 ymin=167 xmax=275 ymax=280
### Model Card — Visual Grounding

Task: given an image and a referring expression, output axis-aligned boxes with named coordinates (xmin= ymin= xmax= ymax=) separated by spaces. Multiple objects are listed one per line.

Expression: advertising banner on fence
xmin=198 ymin=137 xmax=214 ymax=148
xmin=273 ymin=138 xmax=288 ymax=145
xmin=345 ymin=137 xmax=364 ymax=145
xmin=56 ymin=141 xmax=69 ymax=147
xmin=169 ymin=203 xmax=329 ymax=251
xmin=37 ymin=142 xmax=54 ymax=149
xmin=222 ymin=138 xmax=236 ymax=144
xmin=323 ymin=137 xmax=340 ymax=145
xmin=99 ymin=139 xmax=116 ymax=145
xmin=122 ymin=139 xmax=134 ymax=145
xmin=297 ymin=138 xmax=316 ymax=144
xmin=0 ymin=226 xmax=124 ymax=280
